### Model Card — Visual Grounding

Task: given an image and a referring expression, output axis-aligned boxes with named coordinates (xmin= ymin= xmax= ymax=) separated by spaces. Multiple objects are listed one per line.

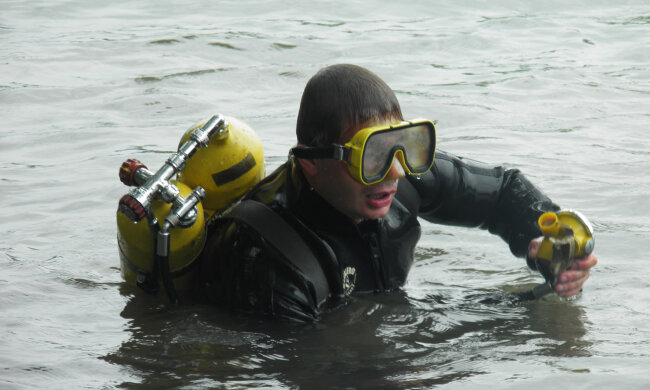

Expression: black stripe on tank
xmin=211 ymin=152 xmax=257 ymax=186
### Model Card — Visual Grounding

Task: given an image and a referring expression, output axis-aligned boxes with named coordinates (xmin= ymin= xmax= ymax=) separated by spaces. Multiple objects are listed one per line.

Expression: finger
xmin=570 ymin=253 xmax=598 ymax=270
xmin=558 ymin=285 xmax=583 ymax=298
xmin=555 ymin=270 xmax=590 ymax=294
xmin=527 ymin=238 xmax=542 ymax=260
xmin=557 ymin=274 xmax=587 ymax=297
xmin=559 ymin=268 xmax=590 ymax=284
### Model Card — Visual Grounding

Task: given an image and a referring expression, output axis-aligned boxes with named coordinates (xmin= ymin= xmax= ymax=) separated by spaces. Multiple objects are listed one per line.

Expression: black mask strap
xmin=291 ymin=145 xmax=349 ymax=161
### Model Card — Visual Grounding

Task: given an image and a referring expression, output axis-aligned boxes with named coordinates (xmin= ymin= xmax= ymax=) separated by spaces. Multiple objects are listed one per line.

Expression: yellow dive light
xmin=536 ymin=210 xmax=595 ymax=283
xmin=520 ymin=209 xmax=595 ymax=300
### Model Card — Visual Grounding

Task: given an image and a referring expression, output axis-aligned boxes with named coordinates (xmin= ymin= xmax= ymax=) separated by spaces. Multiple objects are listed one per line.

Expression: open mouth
xmin=364 ymin=187 xmax=396 ymax=209
xmin=368 ymin=192 xmax=391 ymax=200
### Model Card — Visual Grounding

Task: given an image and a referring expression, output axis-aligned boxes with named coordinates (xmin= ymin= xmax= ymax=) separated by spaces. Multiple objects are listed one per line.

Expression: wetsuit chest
xmin=311 ymin=199 xmax=421 ymax=294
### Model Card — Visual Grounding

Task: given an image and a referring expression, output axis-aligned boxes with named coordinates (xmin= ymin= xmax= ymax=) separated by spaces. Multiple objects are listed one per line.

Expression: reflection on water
xmin=106 ymin=285 xmax=590 ymax=389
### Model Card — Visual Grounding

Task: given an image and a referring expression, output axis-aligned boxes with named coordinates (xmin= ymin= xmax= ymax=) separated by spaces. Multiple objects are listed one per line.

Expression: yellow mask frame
xmin=292 ymin=119 xmax=436 ymax=185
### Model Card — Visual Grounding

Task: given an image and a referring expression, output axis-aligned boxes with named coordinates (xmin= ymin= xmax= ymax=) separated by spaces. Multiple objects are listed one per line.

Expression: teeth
xmin=369 ymin=193 xmax=387 ymax=199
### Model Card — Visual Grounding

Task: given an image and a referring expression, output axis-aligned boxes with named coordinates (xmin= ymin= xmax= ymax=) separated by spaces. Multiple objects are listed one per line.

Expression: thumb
xmin=528 ymin=237 xmax=542 ymax=260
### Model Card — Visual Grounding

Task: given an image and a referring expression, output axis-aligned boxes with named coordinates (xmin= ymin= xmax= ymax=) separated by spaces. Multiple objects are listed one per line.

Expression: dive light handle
xmin=117 ymin=114 xmax=227 ymax=222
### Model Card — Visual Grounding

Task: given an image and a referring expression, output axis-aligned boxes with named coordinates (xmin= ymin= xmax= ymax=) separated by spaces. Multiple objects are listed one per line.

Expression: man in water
xmin=197 ymin=64 xmax=598 ymax=322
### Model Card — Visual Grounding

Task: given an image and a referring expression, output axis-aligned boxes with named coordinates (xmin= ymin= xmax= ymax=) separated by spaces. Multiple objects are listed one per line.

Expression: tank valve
xmin=117 ymin=114 xmax=227 ymax=223
xmin=119 ymin=159 xmax=148 ymax=186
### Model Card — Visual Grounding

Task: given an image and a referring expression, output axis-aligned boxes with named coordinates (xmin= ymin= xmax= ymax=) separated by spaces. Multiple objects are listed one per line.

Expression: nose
xmin=384 ymin=156 xmax=405 ymax=181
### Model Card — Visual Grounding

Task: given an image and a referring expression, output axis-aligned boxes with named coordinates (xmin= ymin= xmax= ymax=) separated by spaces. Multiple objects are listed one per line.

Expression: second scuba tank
xmin=117 ymin=180 xmax=206 ymax=292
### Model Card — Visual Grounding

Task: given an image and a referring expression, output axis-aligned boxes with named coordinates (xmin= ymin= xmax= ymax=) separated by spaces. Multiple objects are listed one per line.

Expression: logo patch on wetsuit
xmin=342 ymin=266 xmax=357 ymax=296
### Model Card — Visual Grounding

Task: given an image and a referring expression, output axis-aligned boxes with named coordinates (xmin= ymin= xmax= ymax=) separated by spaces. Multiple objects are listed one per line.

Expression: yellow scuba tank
xmin=178 ymin=116 xmax=265 ymax=217
xmin=116 ymin=114 xmax=265 ymax=301
xmin=116 ymin=180 xmax=206 ymax=292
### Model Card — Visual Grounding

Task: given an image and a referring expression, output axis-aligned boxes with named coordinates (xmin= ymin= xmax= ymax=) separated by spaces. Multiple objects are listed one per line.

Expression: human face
xmin=308 ymin=118 xmax=405 ymax=223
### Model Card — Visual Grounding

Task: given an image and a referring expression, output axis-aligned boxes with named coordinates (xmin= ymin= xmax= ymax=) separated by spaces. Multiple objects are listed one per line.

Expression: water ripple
xmin=208 ymin=41 xmax=243 ymax=50
xmin=134 ymin=67 xmax=230 ymax=83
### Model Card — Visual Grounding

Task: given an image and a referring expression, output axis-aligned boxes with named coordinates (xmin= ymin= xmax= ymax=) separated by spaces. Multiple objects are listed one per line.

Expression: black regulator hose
xmin=156 ymin=230 xmax=179 ymax=304
xmin=515 ymin=282 xmax=555 ymax=301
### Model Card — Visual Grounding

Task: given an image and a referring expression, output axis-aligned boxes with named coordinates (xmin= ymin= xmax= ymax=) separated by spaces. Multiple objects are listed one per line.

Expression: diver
xmin=194 ymin=64 xmax=598 ymax=322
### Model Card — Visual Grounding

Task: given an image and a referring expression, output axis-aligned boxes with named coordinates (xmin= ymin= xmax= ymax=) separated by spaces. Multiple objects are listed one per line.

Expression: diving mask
xmin=292 ymin=119 xmax=436 ymax=185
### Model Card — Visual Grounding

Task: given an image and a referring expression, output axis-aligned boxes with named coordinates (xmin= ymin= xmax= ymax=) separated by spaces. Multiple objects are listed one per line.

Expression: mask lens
xmin=401 ymin=124 xmax=433 ymax=171
xmin=362 ymin=130 xmax=400 ymax=180
xmin=361 ymin=123 xmax=434 ymax=182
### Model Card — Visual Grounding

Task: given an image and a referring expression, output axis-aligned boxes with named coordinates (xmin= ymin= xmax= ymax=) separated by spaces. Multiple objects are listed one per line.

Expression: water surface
xmin=1 ymin=1 xmax=649 ymax=388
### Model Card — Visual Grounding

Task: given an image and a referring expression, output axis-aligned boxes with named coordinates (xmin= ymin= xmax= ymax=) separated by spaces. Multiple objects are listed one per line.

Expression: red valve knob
xmin=118 ymin=194 xmax=146 ymax=222
xmin=119 ymin=159 xmax=147 ymax=186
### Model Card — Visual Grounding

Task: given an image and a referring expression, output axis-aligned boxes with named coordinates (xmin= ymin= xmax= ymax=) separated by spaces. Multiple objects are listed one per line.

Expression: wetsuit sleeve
xmin=406 ymin=150 xmax=559 ymax=258
xmin=197 ymin=220 xmax=322 ymax=323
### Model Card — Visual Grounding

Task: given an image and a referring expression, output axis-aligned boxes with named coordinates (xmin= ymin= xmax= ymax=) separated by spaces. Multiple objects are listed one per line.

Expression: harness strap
xmin=227 ymin=200 xmax=330 ymax=306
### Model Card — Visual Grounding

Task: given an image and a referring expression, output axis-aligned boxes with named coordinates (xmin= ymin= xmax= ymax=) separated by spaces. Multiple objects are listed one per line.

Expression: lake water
xmin=1 ymin=0 xmax=649 ymax=388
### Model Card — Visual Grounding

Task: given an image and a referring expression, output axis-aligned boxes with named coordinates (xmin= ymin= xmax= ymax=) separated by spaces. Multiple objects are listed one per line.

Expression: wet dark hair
xmin=296 ymin=64 xmax=403 ymax=145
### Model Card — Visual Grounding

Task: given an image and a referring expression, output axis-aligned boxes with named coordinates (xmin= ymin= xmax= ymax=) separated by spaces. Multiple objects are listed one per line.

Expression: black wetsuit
xmin=197 ymin=150 xmax=558 ymax=322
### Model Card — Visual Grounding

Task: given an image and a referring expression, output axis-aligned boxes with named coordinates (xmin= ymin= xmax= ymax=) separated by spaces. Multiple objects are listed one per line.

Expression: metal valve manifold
xmin=118 ymin=114 xmax=227 ymax=226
